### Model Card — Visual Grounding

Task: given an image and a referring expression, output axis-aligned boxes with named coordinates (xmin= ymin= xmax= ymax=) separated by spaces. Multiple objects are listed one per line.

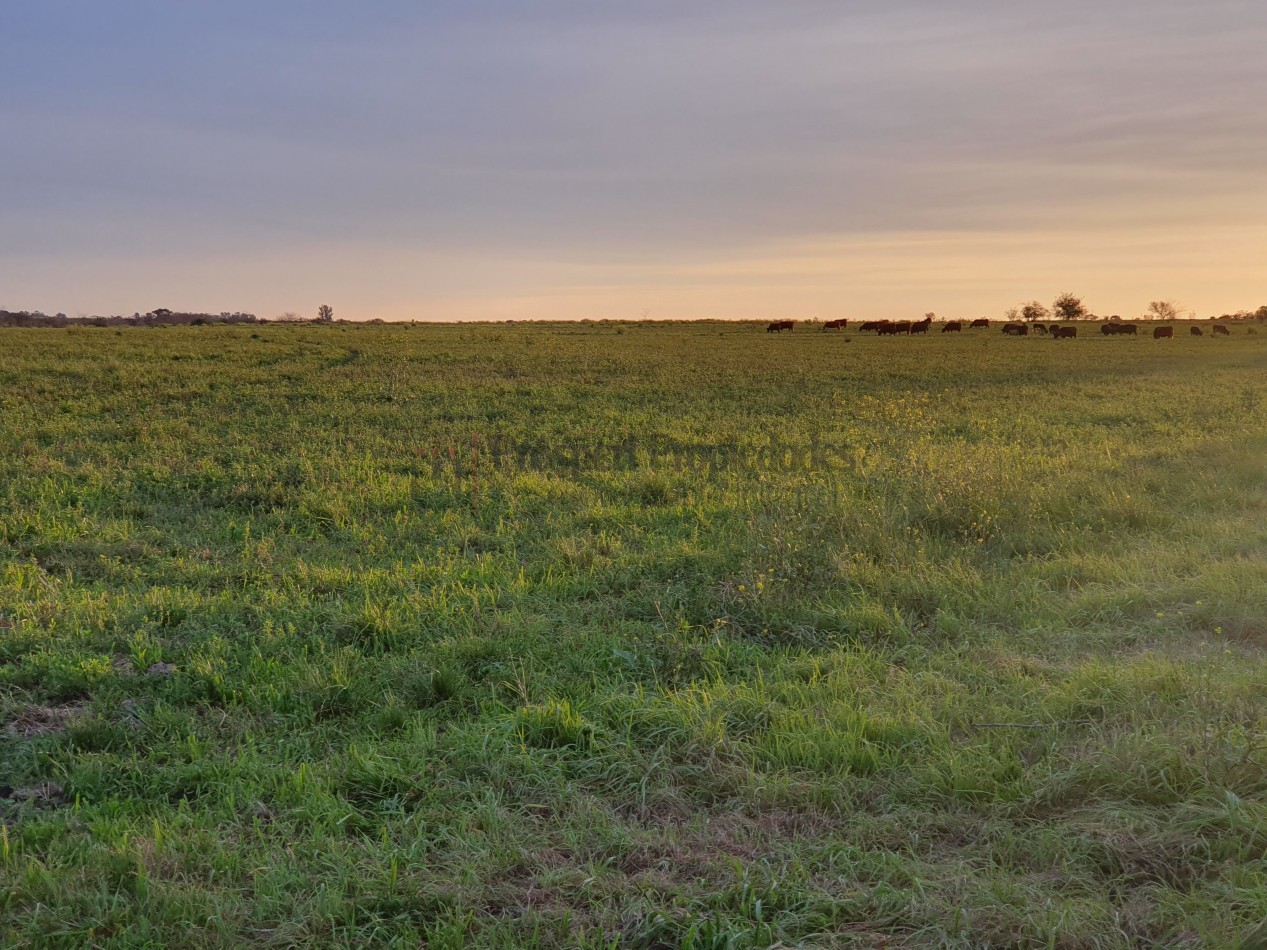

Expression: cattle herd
xmin=764 ymin=318 xmax=1245 ymax=339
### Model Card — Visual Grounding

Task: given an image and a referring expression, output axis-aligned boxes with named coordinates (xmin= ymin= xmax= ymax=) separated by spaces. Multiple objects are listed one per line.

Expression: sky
xmin=2 ymin=1 xmax=1265 ymax=321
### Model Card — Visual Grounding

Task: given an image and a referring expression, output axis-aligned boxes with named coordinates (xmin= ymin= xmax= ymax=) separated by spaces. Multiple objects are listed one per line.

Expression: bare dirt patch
xmin=3 ymin=702 xmax=90 ymax=738
xmin=0 ymin=782 xmax=67 ymax=807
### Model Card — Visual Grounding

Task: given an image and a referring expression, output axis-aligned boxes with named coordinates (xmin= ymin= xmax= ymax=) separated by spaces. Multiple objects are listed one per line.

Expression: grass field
xmin=2 ymin=321 xmax=1266 ymax=947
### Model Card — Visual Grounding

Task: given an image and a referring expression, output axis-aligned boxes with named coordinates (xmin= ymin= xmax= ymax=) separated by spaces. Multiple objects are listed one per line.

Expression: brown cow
xmin=1191 ymin=326 xmax=1204 ymax=336
xmin=1051 ymin=325 xmax=1076 ymax=339
xmin=1213 ymin=324 xmax=1231 ymax=336
xmin=1154 ymin=326 xmax=1174 ymax=339
xmin=822 ymin=318 xmax=848 ymax=331
xmin=910 ymin=317 xmax=931 ymax=335
xmin=970 ymin=318 xmax=990 ymax=329
xmin=878 ymin=320 xmax=911 ymax=336
xmin=942 ymin=321 xmax=962 ymax=333
xmin=766 ymin=320 xmax=794 ymax=333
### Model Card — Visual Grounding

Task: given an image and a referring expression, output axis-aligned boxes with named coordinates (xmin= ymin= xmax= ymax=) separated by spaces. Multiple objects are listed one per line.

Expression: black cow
xmin=766 ymin=320 xmax=794 ymax=333
xmin=1002 ymin=323 xmax=1028 ymax=336
xmin=1154 ymin=326 xmax=1174 ymax=339
xmin=1213 ymin=324 xmax=1231 ymax=336
xmin=910 ymin=317 xmax=931 ymax=335
xmin=970 ymin=318 xmax=990 ymax=329
xmin=1191 ymin=326 xmax=1204 ymax=336
xmin=822 ymin=318 xmax=848 ymax=331
xmin=1051 ymin=325 xmax=1076 ymax=339
xmin=942 ymin=321 xmax=962 ymax=333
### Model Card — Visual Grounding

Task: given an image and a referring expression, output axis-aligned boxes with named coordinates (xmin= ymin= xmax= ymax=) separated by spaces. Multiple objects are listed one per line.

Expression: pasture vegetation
xmin=1 ymin=321 xmax=1266 ymax=948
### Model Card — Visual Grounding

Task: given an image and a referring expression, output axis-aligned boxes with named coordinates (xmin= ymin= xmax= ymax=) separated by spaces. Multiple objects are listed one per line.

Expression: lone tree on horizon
xmin=1052 ymin=292 xmax=1087 ymax=321
xmin=317 ymin=304 xmax=334 ymax=322
xmin=1146 ymin=300 xmax=1183 ymax=321
xmin=1020 ymin=300 xmax=1050 ymax=322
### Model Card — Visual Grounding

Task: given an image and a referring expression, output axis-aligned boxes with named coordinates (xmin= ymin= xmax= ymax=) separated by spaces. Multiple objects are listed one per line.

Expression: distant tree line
xmin=5 ymin=299 xmax=1266 ymax=329
xmin=0 ymin=303 xmax=339 ymax=328
xmin=1212 ymin=306 xmax=1267 ymax=322
xmin=1003 ymin=294 xmax=1267 ymax=323
xmin=0 ymin=308 xmax=259 ymax=328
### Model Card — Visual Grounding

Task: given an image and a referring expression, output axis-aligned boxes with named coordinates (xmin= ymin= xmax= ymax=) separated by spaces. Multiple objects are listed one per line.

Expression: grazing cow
xmin=970 ymin=318 xmax=990 ymax=329
xmin=1033 ymin=324 xmax=1049 ymax=335
xmin=942 ymin=321 xmax=962 ymax=333
xmin=910 ymin=317 xmax=931 ymax=335
xmin=1213 ymin=324 xmax=1231 ymax=336
xmin=878 ymin=320 xmax=911 ymax=336
xmin=1051 ymin=325 xmax=1076 ymax=339
xmin=1191 ymin=326 xmax=1204 ymax=336
xmin=859 ymin=320 xmax=884 ymax=333
xmin=1102 ymin=323 xmax=1137 ymax=335
xmin=1154 ymin=326 xmax=1174 ymax=339
xmin=766 ymin=320 xmax=794 ymax=333
xmin=1002 ymin=323 xmax=1028 ymax=336
xmin=822 ymin=318 xmax=848 ymax=331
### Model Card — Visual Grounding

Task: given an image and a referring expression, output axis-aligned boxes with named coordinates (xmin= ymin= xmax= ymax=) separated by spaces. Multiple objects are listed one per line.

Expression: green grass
xmin=2 ymin=320 xmax=1266 ymax=947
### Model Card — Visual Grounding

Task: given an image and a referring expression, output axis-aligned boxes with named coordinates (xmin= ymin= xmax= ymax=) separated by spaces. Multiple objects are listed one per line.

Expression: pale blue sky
xmin=3 ymin=2 xmax=1265 ymax=320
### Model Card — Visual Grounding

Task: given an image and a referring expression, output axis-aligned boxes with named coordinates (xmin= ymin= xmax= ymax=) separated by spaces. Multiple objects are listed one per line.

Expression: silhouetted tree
xmin=1020 ymin=301 xmax=1050 ymax=322
xmin=317 ymin=304 xmax=334 ymax=322
xmin=1146 ymin=300 xmax=1183 ymax=321
xmin=1052 ymin=292 xmax=1087 ymax=321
